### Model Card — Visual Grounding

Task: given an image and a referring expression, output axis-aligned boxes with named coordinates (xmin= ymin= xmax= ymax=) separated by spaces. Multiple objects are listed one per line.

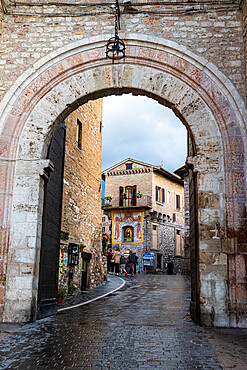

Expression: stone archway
xmin=0 ymin=34 xmax=246 ymax=326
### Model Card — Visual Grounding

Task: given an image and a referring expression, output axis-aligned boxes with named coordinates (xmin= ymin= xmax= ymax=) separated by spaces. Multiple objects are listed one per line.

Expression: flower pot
xmin=57 ymin=297 xmax=64 ymax=303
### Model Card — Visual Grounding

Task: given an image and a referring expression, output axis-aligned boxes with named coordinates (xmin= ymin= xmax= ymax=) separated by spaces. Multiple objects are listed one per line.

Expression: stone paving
xmin=0 ymin=275 xmax=246 ymax=369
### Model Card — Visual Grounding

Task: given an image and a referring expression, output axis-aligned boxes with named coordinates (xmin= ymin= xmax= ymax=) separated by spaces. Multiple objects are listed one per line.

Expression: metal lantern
xmin=106 ymin=0 xmax=125 ymax=63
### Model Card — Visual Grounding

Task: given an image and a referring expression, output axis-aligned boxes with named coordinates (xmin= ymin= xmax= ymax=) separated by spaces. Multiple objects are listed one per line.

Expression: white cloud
xmin=102 ymin=94 xmax=187 ymax=172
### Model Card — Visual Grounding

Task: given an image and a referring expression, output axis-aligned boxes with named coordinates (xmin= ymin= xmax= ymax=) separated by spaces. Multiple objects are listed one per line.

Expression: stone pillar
xmin=3 ymin=160 xmax=52 ymax=322
xmin=242 ymin=0 xmax=247 ymax=97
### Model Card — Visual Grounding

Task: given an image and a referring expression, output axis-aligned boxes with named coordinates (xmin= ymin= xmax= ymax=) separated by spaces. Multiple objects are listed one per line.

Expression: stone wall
xmin=104 ymin=170 xmax=153 ymax=204
xmin=0 ymin=2 xmax=246 ymax=326
xmin=0 ymin=1 xmax=245 ymax=102
xmin=243 ymin=0 xmax=247 ymax=90
xmin=60 ymin=99 xmax=105 ymax=291
xmin=152 ymin=172 xmax=184 ymax=226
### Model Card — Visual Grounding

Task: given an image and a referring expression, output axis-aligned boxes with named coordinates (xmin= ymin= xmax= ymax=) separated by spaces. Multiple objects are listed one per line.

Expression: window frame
xmin=156 ymin=186 xmax=165 ymax=204
xmin=176 ymin=194 xmax=181 ymax=210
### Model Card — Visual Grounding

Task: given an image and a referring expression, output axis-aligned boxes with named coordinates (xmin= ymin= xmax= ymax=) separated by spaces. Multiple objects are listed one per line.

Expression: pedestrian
xmin=112 ymin=247 xmax=121 ymax=275
xmin=134 ymin=253 xmax=139 ymax=274
xmin=107 ymin=249 xmax=113 ymax=272
xmin=128 ymin=251 xmax=135 ymax=276
xmin=120 ymin=252 xmax=126 ymax=274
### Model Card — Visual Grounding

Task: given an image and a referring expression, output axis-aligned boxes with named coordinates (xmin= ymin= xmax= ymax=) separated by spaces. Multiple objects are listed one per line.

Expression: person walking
xmin=128 ymin=251 xmax=135 ymax=276
xmin=134 ymin=253 xmax=139 ymax=274
xmin=107 ymin=249 xmax=113 ymax=272
xmin=112 ymin=247 xmax=121 ymax=275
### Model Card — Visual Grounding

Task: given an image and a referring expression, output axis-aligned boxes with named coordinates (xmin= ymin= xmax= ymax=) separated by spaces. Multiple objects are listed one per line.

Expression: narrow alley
xmin=0 ymin=275 xmax=246 ymax=369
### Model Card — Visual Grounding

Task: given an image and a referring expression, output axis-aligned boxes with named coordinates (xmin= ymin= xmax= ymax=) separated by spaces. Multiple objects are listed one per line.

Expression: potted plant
xmin=121 ymin=192 xmax=127 ymax=199
xmin=68 ymin=284 xmax=78 ymax=295
xmin=104 ymin=196 xmax=112 ymax=207
xmin=58 ymin=288 xmax=66 ymax=303
xmin=79 ymin=243 xmax=86 ymax=252
xmin=136 ymin=191 xmax=143 ymax=198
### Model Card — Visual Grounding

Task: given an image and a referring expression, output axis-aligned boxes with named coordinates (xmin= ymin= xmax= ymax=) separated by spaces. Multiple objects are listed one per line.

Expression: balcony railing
xmin=102 ymin=195 xmax=152 ymax=209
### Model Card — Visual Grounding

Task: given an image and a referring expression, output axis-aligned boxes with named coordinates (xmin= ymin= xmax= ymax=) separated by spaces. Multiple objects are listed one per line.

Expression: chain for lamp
xmin=106 ymin=0 xmax=125 ymax=63
xmin=115 ymin=0 xmax=120 ymax=35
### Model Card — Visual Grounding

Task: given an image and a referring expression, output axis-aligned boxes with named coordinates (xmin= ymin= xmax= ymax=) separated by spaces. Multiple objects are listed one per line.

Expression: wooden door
xmin=37 ymin=123 xmax=66 ymax=319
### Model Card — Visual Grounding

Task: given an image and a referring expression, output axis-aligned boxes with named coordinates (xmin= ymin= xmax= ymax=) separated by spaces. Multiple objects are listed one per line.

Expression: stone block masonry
xmin=0 ymin=2 xmax=246 ymax=103
xmin=0 ymin=1 xmax=246 ymax=326
xmin=61 ymin=99 xmax=105 ymax=291
xmin=243 ymin=0 xmax=247 ymax=91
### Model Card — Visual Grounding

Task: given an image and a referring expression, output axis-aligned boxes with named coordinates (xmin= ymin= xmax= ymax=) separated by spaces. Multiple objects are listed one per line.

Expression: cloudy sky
xmin=102 ymin=94 xmax=187 ymax=173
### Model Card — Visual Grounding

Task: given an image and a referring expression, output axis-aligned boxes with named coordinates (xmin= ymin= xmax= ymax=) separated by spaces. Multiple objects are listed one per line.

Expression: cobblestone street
xmin=0 ymin=275 xmax=246 ymax=369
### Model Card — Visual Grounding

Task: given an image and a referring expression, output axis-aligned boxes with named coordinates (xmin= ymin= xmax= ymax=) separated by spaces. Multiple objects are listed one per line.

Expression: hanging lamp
xmin=106 ymin=0 xmax=125 ymax=63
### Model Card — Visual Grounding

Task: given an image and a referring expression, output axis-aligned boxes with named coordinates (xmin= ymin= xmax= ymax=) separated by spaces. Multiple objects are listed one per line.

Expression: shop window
xmin=76 ymin=119 xmax=82 ymax=149
xmin=123 ymin=226 xmax=134 ymax=242
xmin=68 ymin=244 xmax=79 ymax=266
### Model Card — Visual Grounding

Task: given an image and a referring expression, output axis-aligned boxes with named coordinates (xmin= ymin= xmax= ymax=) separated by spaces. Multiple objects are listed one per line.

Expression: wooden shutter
xmin=156 ymin=186 xmax=159 ymax=201
xmin=162 ymin=188 xmax=165 ymax=203
xmin=119 ymin=186 xmax=123 ymax=206
xmin=132 ymin=185 xmax=136 ymax=206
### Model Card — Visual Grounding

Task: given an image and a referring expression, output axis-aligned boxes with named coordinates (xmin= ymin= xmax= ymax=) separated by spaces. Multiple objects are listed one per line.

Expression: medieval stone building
xmin=102 ymin=158 xmax=185 ymax=274
xmin=59 ymin=99 xmax=106 ymax=295
xmin=0 ymin=1 xmax=246 ymax=327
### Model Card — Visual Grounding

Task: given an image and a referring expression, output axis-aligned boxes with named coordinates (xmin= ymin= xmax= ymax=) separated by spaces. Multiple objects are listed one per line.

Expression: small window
xmin=176 ymin=194 xmax=181 ymax=210
xmin=102 ymin=227 xmax=105 ymax=232
xmin=167 ymin=191 xmax=170 ymax=204
xmin=153 ymin=225 xmax=157 ymax=231
xmin=76 ymin=119 xmax=82 ymax=149
xmin=102 ymin=217 xmax=105 ymax=222
xmin=156 ymin=186 xmax=165 ymax=203
xmin=156 ymin=186 xmax=161 ymax=202
xmin=173 ymin=213 xmax=176 ymax=223
xmin=126 ymin=163 xmax=132 ymax=169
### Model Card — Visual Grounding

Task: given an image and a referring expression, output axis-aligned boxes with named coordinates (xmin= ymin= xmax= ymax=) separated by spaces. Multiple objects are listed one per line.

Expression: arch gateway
xmin=0 ymin=1 xmax=247 ymax=327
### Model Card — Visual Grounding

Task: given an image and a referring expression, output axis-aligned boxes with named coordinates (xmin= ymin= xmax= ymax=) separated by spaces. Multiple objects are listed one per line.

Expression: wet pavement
xmin=0 ymin=275 xmax=246 ymax=369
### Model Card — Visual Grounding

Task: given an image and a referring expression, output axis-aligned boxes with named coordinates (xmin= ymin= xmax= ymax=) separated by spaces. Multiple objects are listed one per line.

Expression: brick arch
xmin=0 ymin=35 xmax=246 ymax=326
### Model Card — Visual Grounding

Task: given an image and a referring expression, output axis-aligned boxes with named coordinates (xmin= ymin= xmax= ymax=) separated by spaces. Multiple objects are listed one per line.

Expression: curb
xmin=57 ymin=276 xmax=126 ymax=313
